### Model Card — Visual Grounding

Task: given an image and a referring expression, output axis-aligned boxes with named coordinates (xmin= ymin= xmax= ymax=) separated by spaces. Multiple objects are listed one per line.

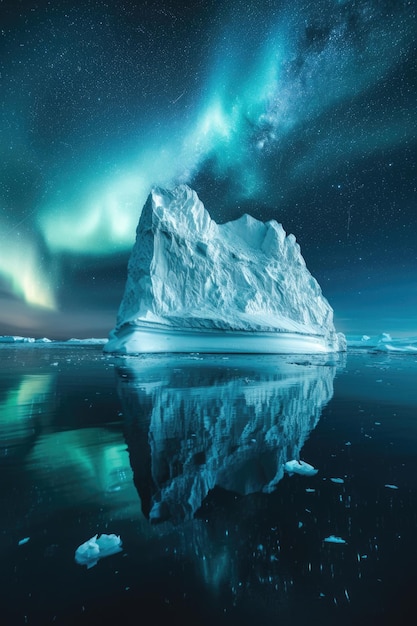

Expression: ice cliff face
xmin=105 ymin=185 xmax=346 ymax=354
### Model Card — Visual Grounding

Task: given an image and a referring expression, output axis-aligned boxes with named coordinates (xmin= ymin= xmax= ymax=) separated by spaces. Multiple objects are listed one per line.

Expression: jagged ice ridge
xmin=105 ymin=185 xmax=346 ymax=354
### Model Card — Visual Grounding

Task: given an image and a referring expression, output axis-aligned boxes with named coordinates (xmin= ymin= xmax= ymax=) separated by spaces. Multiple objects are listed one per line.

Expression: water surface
xmin=1 ymin=345 xmax=416 ymax=625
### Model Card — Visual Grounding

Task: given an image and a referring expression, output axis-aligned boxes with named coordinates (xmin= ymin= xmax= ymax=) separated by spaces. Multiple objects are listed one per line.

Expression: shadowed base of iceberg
xmin=104 ymin=322 xmax=346 ymax=355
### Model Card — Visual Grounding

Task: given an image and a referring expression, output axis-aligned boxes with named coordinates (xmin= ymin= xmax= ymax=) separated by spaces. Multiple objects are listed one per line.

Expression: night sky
xmin=0 ymin=0 xmax=416 ymax=339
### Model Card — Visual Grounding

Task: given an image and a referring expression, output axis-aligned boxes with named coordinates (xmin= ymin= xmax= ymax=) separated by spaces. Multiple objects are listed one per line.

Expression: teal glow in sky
xmin=0 ymin=0 xmax=416 ymax=337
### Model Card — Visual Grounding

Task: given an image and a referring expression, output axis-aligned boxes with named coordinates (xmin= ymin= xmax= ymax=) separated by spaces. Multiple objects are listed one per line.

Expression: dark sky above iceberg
xmin=0 ymin=0 xmax=416 ymax=338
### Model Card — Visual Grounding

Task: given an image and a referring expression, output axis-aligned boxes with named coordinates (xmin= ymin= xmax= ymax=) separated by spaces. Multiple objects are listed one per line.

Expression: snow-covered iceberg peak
xmin=105 ymin=184 xmax=346 ymax=354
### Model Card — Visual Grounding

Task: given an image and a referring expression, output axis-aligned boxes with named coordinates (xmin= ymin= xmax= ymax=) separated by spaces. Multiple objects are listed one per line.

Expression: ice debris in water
xmin=384 ymin=484 xmax=398 ymax=490
xmin=284 ymin=460 xmax=318 ymax=476
xmin=75 ymin=533 xmax=122 ymax=569
xmin=18 ymin=537 xmax=30 ymax=546
xmin=323 ymin=535 xmax=347 ymax=544
xmin=330 ymin=478 xmax=344 ymax=484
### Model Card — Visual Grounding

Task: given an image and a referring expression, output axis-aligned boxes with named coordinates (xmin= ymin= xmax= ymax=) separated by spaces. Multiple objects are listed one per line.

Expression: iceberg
xmin=0 ymin=336 xmax=36 ymax=343
xmin=284 ymin=459 xmax=318 ymax=476
xmin=74 ymin=533 xmax=122 ymax=569
xmin=105 ymin=185 xmax=346 ymax=354
xmin=323 ymin=535 xmax=347 ymax=544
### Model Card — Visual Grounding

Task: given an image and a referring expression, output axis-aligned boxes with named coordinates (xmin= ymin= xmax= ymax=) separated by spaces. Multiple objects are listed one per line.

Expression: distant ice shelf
xmin=0 ymin=335 xmax=39 ymax=343
xmin=346 ymin=333 xmax=417 ymax=353
xmin=105 ymin=185 xmax=346 ymax=355
xmin=0 ymin=336 xmax=107 ymax=345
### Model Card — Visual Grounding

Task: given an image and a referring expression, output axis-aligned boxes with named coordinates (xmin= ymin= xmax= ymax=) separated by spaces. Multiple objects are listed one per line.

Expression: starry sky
xmin=0 ymin=0 xmax=416 ymax=339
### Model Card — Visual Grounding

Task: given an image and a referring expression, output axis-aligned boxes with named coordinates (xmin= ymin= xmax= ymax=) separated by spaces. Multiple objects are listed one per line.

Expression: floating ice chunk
xmin=384 ymin=484 xmax=398 ymax=490
xmin=284 ymin=460 xmax=318 ymax=476
xmin=323 ymin=535 xmax=346 ymax=544
xmin=18 ymin=537 xmax=30 ymax=546
xmin=330 ymin=478 xmax=344 ymax=484
xmin=75 ymin=533 xmax=122 ymax=569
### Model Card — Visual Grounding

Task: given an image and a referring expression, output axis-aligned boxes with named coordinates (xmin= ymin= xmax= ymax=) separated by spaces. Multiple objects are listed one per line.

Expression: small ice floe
xmin=75 ymin=534 xmax=122 ymax=569
xmin=384 ymin=484 xmax=399 ymax=490
xmin=284 ymin=460 xmax=318 ymax=476
xmin=330 ymin=478 xmax=344 ymax=484
xmin=18 ymin=537 xmax=30 ymax=546
xmin=323 ymin=535 xmax=347 ymax=544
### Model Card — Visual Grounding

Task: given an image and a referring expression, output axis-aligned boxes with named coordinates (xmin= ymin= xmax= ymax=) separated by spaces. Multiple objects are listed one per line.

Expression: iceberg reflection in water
xmin=2 ymin=345 xmax=417 ymax=624
xmin=115 ymin=354 xmax=340 ymax=524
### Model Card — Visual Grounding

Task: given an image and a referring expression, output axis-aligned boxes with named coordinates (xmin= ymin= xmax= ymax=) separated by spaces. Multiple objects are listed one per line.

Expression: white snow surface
xmin=105 ymin=185 xmax=346 ymax=354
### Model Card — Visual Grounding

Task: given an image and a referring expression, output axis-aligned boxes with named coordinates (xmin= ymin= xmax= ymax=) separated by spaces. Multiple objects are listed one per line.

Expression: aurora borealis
xmin=0 ymin=0 xmax=416 ymax=338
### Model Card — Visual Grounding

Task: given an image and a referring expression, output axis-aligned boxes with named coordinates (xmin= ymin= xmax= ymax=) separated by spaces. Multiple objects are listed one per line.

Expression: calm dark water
xmin=0 ymin=345 xmax=416 ymax=626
